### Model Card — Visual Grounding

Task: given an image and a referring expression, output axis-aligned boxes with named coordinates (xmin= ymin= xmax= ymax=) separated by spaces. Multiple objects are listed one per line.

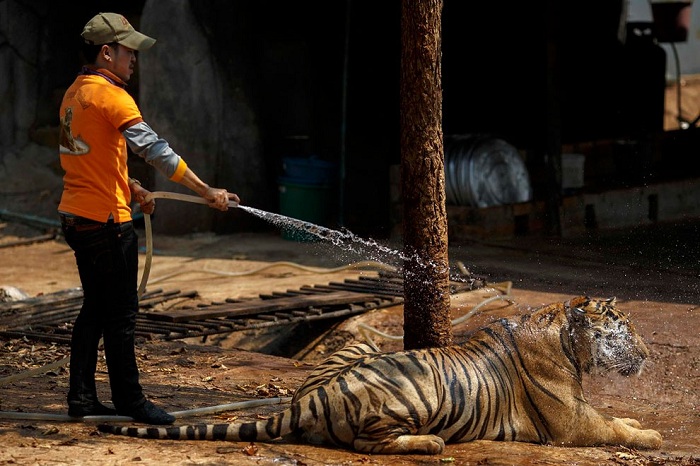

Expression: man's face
xmin=106 ymin=44 xmax=137 ymax=82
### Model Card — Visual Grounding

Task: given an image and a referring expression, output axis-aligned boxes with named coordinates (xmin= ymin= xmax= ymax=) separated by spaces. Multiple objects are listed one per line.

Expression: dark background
xmin=5 ymin=0 xmax=699 ymax=237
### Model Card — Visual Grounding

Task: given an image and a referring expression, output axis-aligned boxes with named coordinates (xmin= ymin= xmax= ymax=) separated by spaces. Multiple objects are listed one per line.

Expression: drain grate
xmin=0 ymin=288 xmax=198 ymax=344
xmin=0 ymin=271 xmax=482 ymax=344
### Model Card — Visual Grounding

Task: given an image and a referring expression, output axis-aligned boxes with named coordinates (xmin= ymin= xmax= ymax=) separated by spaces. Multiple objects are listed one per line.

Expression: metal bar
xmin=148 ymin=291 xmax=378 ymax=323
xmin=0 ymin=330 xmax=71 ymax=344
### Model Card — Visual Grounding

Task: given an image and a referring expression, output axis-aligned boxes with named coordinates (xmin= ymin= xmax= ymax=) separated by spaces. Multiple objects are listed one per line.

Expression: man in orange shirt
xmin=59 ymin=12 xmax=240 ymax=424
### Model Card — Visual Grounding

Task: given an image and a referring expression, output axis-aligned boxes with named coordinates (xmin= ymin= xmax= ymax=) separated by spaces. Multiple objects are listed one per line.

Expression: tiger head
xmin=565 ymin=296 xmax=650 ymax=376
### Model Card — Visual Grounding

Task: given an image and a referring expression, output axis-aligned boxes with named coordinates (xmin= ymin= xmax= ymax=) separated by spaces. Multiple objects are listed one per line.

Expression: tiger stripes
xmin=98 ymin=296 xmax=662 ymax=454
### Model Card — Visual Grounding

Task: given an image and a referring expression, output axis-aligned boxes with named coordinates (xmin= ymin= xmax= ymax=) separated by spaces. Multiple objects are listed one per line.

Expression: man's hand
xmin=176 ymin=167 xmax=240 ymax=211
xmin=203 ymin=187 xmax=240 ymax=211
xmin=131 ymin=182 xmax=156 ymax=215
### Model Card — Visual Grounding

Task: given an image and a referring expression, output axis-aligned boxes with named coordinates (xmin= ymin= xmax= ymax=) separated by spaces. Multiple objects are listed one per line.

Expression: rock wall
xmin=140 ymin=0 xmax=267 ymax=234
xmin=0 ymin=0 xmax=269 ymax=233
xmin=0 ymin=1 xmax=64 ymax=222
xmin=0 ymin=1 xmax=42 ymax=150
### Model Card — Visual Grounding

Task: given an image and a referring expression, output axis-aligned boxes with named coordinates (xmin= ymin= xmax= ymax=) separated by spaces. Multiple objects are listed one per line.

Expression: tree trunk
xmin=399 ymin=0 xmax=452 ymax=350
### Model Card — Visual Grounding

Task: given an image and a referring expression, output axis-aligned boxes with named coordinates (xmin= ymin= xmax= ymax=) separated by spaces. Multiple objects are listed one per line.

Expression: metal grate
xmin=0 ymin=288 xmax=198 ymax=344
xmin=0 ymin=271 xmax=482 ymax=344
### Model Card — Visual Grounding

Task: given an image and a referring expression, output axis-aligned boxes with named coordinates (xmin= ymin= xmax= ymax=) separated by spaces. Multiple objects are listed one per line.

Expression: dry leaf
xmin=242 ymin=443 xmax=258 ymax=456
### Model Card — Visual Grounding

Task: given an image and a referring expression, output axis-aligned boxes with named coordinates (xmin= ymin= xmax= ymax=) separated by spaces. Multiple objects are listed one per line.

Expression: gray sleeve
xmin=123 ymin=121 xmax=183 ymax=178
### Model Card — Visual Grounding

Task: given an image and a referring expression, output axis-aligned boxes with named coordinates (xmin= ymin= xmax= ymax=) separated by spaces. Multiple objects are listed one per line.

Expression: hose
xmin=0 ymin=356 xmax=68 ymax=388
xmin=145 ymin=191 xmax=240 ymax=209
xmin=168 ymin=396 xmax=291 ymax=419
xmin=138 ymin=191 xmax=239 ymax=297
xmin=0 ymin=412 xmax=134 ymax=423
xmin=357 ymin=281 xmax=515 ymax=351
xmin=147 ymin=260 xmax=396 ymax=286
xmin=0 ymin=396 xmax=292 ymax=423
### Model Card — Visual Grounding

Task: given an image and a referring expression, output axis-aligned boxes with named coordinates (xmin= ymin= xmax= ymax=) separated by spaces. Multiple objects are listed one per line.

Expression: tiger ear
xmin=606 ymin=297 xmax=617 ymax=306
xmin=565 ymin=296 xmax=590 ymax=310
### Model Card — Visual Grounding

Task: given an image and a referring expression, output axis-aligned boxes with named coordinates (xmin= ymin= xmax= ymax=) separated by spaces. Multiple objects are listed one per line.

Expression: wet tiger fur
xmin=98 ymin=296 xmax=662 ymax=454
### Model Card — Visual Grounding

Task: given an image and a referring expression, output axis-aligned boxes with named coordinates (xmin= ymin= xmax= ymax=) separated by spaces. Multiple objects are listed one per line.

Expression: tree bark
xmin=400 ymin=0 xmax=452 ymax=350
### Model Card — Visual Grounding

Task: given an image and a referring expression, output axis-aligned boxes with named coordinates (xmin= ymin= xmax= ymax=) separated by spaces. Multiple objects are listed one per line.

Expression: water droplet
xmin=237 ymin=205 xmax=478 ymax=285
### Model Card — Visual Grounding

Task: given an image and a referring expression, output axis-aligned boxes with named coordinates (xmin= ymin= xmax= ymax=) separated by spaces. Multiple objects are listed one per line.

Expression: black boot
xmin=119 ymin=400 xmax=175 ymax=425
xmin=68 ymin=398 xmax=117 ymax=417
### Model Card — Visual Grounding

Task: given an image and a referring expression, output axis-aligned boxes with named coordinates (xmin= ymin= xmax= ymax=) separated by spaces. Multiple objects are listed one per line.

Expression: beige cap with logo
xmin=81 ymin=12 xmax=156 ymax=51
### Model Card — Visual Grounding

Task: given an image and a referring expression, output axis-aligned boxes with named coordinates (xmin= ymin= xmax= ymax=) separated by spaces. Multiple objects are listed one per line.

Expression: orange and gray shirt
xmin=58 ymin=66 xmax=187 ymax=223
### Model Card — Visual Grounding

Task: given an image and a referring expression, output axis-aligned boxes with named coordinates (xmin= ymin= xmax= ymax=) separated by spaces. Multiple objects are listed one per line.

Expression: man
xmin=58 ymin=12 xmax=240 ymax=424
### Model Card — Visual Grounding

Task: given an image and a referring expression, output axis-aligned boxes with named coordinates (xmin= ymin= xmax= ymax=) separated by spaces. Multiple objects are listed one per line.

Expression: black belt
xmin=60 ymin=214 xmax=124 ymax=232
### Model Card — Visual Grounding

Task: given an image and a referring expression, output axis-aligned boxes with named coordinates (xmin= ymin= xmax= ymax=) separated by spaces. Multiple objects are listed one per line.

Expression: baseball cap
xmin=81 ymin=12 xmax=156 ymax=51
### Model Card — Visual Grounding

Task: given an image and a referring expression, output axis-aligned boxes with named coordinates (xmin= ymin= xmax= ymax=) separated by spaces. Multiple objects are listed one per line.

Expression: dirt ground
xmin=0 ymin=217 xmax=698 ymax=465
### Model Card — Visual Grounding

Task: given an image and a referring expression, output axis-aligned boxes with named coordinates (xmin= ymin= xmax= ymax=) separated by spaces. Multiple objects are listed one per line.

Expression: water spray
xmin=141 ymin=192 xmax=481 ymax=296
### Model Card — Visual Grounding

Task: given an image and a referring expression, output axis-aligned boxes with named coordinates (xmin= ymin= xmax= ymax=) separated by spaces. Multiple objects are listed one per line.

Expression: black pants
xmin=61 ymin=216 xmax=145 ymax=411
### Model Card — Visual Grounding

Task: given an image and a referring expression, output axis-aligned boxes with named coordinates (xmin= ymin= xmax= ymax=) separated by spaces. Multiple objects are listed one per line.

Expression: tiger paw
xmin=616 ymin=417 xmax=642 ymax=429
xmin=357 ymin=434 xmax=446 ymax=454
xmin=637 ymin=429 xmax=663 ymax=450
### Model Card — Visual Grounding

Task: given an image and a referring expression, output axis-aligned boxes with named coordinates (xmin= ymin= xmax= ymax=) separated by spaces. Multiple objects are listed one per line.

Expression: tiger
xmin=97 ymin=296 xmax=662 ymax=454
